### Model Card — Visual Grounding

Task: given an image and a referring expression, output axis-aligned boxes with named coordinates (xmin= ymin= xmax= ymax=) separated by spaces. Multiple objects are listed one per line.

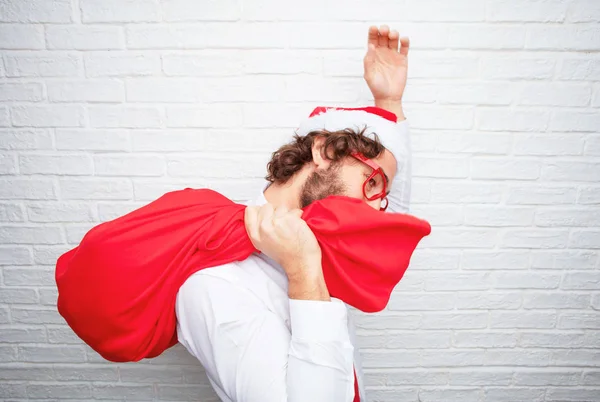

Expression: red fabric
xmin=308 ymin=106 xmax=398 ymax=123
xmin=56 ymin=188 xmax=430 ymax=364
xmin=353 ymin=369 xmax=360 ymax=402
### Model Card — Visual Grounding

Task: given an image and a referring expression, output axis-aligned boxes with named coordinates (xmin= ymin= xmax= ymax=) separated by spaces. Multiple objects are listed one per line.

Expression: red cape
xmin=56 ymin=188 xmax=430 ymax=362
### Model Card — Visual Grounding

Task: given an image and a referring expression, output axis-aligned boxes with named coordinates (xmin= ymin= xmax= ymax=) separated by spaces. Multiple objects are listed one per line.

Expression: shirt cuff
xmin=289 ymin=298 xmax=351 ymax=343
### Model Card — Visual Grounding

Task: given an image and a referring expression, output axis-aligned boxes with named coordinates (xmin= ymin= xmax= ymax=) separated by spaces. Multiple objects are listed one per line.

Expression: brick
xmin=33 ymin=246 xmax=65 ymax=265
xmin=120 ymin=366 xmax=185 ymax=383
xmin=570 ymin=230 xmax=600 ymax=249
xmin=455 ymin=292 xmax=521 ymax=310
xmin=536 ymin=208 xmax=600 ymax=227
xmin=579 ymin=186 xmax=600 ymax=204
xmin=527 ymin=26 xmax=600 ymax=51
xmin=0 ymin=178 xmax=56 ymax=200
xmin=585 ymin=134 xmax=600 ymax=155
xmin=413 ymin=156 xmax=469 ymax=178
xmin=493 ymin=272 xmax=561 ymax=289
xmin=94 ymin=155 xmax=165 ymax=177
xmin=478 ymin=108 xmax=549 ymax=131
xmin=408 ymin=250 xmax=460 ymax=270
xmin=0 ymin=106 xmax=8 ymax=127
xmin=53 ymin=365 xmax=118 ymax=381
xmin=0 ymin=364 xmax=53 ymax=380
xmin=449 ymin=369 xmax=512 ymax=385
xmin=0 ymin=129 xmax=52 ymax=150
xmin=366 ymin=388 xmax=419 ymax=401
xmin=519 ymin=332 xmax=587 ymax=348
xmin=559 ymin=58 xmax=600 ymax=81
xmin=92 ymin=384 xmax=155 ymax=400
xmin=60 ymin=178 xmax=133 ymax=200
xmin=127 ymin=23 xmax=285 ymax=49
xmin=0 ymin=83 xmax=44 ymax=102
xmin=355 ymin=314 xmax=420 ymax=331
xmin=425 ymin=272 xmax=490 ymax=291
xmin=550 ymin=111 xmax=600 ymax=132
xmin=514 ymin=134 xmax=584 ymax=156
xmin=20 ymin=154 xmax=93 ymax=175
xmin=11 ymin=105 xmax=85 ymax=127
xmin=133 ymin=179 xmax=204 ymax=201
xmin=462 ymin=250 xmax=530 ymax=270
xmin=248 ymin=49 xmax=321 ymax=75
xmin=162 ymin=0 xmax=239 ymax=21
xmin=487 ymin=0 xmax=568 ymax=21
xmin=0 ymin=0 xmax=72 ymax=22
xmin=0 ymin=226 xmax=62 ymax=245
xmin=38 ymin=287 xmax=58 ymax=305
xmin=12 ymin=306 xmax=63 ymax=324
xmin=419 ymin=388 xmax=482 ymax=402
xmin=568 ymin=0 xmax=600 ymax=22
xmin=65 ymin=223 xmax=96 ymax=244
xmin=387 ymin=293 xmax=455 ymax=311
xmin=583 ymin=371 xmax=600 ymax=385
xmin=18 ymin=345 xmax=85 ymax=363
xmin=89 ymin=106 xmax=162 ymax=128
xmin=3 ymin=267 xmax=54 ymax=286
xmin=46 ymin=25 xmax=124 ymax=50
xmin=471 ymin=159 xmax=541 ymax=180
xmin=166 ymin=105 xmax=244 ymax=128
xmin=465 ymin=206 xmax=535 ymax=226
xmin=81 ymin=0 xmax=159 ymax=22
xmin=405 ymin=0 xmax=484 ymax=21
xmin=97 ymin=202 xmax=143 ymax=221
xmin=501 ymin=229 xmax=569 ymax=249
xmin=0 ymin=24 xmax=44 ymax=49
xmin=421 ymin=313 xmax=487 ymax=330
xmin=431 ymin=182 xmax=503 ymax=204
xmin=0 ymin=307 xmax=8 ymax=324
xmin=551 ymin=350 xmax=600 ymax=366
xmin=157 ymin=384 xmax=217 ymax=401
xmin=0 ymin=247 xmax=32 ymax=265
xmin=0 ymin=154 xmax=17 ymax=174
xmin=484 ymin=387 xmax=546 ymax=401
xmin=0 ymin=382 xmax=25 ymax=397
xmin=543 ymin=161 xmax=600 ymax=182
xmin=85 ymin=51 xmax=161 ymax=77
xmin=437 ymin=133 xmax=511 ymax=154
xmin=486 ymin=350 xmax=551 ymax=366
xmin=490 ymin=312 xmax=556 ymax=329
xmin=47 ymin=326 xmax=86 ymax=344
xmin=532 ymin=250 xmax=598 ymax=269
xmin=362 ymin=350 xmax=421 ymax=368
xmin=364 ymin=369 xmax=448 ymax=386
xmin=519 ymin=83 xmax=591 ymax=106
xmin=167 ymin=155 xmax=267 ymax=178
xmin=0 ymin=326 xmax=46 ymax=343
xmin=0 ymin=287 xmax=37 ymax=304
xmin=409 ymin=205 xmax=463 ymax=226
xmin=453 ymin=331 xmax=517 ymax=348
xmin=481 ymin=57 xmax=555 ymax=80
xmin=446 ymin=25 xmax=526 ymax=49
xmin=4 ymin=52 xmax=82 ymax=77
xmin=0 ymin=203 xmax=25 ymax=222
xmin=558 ymin=313 xmax=600 ymax=329
xmin=288 ymin=76 xmax=357 ymax=103
xmin=243 ymin=103 xmax=312 ymax=128
xmin=546 ymin=388 xmax=600 ymax=401
xmin=508 ymin=185 xmax=577 ymax=205
xmin=164 ymin=51 xmax=243 ymax=76
xmin=27 ymin=202 xmax=94 ymax=223
xmin=524 ymin=293 xmax=591 ymax=309
xmin=421 ymin=228 xmax=497 ymax=249
xmin=410 ymin=55 xmax=479 ymax=79
xmin=56 ymin=129 xmax=130 ymax=151
xmin=47 ymin=79 xmax=125 ymax=102
xmin=27 ymin=383 xmax=92 ymax=399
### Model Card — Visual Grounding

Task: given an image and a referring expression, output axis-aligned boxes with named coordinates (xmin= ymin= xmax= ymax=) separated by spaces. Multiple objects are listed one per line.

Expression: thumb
xmin=290 ymin=209 xmax=304 ymax=219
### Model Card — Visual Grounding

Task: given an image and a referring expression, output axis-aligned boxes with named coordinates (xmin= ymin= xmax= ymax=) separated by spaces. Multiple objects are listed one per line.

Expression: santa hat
xmin=295 ymin=106 xmax=411 ymax=213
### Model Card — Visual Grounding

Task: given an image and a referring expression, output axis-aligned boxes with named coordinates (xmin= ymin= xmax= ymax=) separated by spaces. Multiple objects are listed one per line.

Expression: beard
xmin=299 ymin=164 xmax=347 ymax=208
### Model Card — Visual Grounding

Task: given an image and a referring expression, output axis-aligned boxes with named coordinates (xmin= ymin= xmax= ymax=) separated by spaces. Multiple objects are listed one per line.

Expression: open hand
xmin=364 ymin=25 xmax=410 ymax=102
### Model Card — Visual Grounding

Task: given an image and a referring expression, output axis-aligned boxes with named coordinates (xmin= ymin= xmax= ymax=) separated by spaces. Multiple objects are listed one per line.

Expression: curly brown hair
xmin=265 ymin=127 xmax=385 ymax=184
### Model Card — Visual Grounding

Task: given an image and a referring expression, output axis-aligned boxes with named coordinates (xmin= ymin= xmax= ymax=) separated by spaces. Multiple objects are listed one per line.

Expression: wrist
xmin=374 ymin=98 xmax=405 ymax=121
xmin=286 ymin=263 xmax=330 ymax=301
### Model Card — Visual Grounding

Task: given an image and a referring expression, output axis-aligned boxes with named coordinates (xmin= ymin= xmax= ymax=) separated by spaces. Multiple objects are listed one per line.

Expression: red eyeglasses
xmin=350 ymin=152 xmax=389 ymax=211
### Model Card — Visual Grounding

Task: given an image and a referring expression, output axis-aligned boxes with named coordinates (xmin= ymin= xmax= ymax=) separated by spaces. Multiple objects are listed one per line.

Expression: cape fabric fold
xmin=56 ymin=188 xmax=431 ymax=362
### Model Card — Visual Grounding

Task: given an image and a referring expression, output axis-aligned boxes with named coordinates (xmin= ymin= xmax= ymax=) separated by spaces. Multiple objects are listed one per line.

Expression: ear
xmin=311 ymin=136 xmax=332 ymax=169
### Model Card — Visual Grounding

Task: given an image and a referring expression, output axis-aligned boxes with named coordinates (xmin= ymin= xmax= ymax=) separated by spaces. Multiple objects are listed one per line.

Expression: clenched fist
xmin=244 ymin=204 xmax=322 ymax=282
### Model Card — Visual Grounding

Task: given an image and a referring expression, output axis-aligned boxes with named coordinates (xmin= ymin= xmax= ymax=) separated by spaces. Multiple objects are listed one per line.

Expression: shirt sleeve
xmin=386 ymin=119 xmax=412 ymax=214
xmin=175 ymin=271 xmax=356 ymax=402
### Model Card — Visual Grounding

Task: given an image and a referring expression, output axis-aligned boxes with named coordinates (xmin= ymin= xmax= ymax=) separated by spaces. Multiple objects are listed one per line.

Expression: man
xmin=176 ymin=25 xmax=411 ymax=401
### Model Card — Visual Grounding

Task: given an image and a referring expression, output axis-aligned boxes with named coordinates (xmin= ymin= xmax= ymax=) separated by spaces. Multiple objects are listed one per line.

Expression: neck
xmin=263 ymin=166 xmax=312 ymax=210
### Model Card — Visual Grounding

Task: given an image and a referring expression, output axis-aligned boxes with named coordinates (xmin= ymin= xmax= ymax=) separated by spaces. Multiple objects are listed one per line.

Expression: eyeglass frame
xmin=350 ymin=151 xmax=389 ymax=211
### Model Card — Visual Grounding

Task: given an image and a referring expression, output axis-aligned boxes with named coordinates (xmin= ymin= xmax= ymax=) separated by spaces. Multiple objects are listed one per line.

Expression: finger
xmin=289 ymin=209 xmax=304 ymax=219
xmin=244 ymin=206 xmax=260 ymax=242
xmin=389 ymin=30 xmax=400 ymax=51
xmin=399 ymin=36 xmax=410 ymax=57
xmin=273 ymin=205 xmax=289 ymax=219
xmin=378 ymin=25 xmax=390 ymax=48
xmin=368 ymin=25 xmax=379 ymax=48
xmin=257 ymin=203 xmax=275 ymax=233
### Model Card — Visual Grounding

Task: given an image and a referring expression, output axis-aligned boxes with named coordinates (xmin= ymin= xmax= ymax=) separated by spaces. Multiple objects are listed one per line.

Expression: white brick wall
xmin=0 ymin=0 xmax=599 ymax=401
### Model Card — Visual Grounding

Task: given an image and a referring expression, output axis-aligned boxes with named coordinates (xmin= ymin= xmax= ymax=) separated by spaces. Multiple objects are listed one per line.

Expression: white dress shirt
xmin=176 ymin=121 xmax=411 ymax=402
